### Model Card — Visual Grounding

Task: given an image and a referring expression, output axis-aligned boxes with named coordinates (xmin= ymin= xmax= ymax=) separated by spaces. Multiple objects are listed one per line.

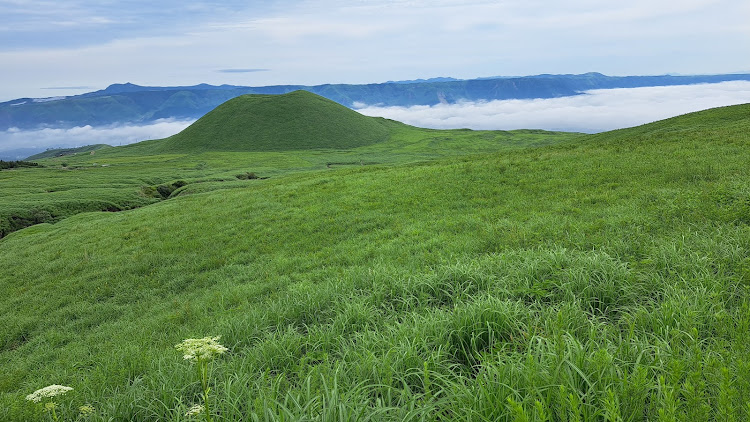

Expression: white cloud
xmin=233 ymin=16 xmax=385 ymax=41
xmin=0 ymin=119 xmax=195 ymax=153
xmin=355 ymin=81 xmax=750 ymax=133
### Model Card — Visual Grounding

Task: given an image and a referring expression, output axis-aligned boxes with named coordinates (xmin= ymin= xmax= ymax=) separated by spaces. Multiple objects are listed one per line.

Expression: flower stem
xmin=198 ymin=360 xmax=213 ymax=422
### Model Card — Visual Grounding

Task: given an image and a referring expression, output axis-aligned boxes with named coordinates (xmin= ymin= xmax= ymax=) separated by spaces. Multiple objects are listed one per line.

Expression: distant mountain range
xmin=3 ymin=72 xmax=750 ymax=132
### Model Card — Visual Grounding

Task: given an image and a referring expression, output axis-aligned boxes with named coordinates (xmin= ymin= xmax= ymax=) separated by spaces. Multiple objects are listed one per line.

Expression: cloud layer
xmin=0 ymin=119 xmax=195 ymax=154
xmin=356 ymin=81 xmax=750 ymax=133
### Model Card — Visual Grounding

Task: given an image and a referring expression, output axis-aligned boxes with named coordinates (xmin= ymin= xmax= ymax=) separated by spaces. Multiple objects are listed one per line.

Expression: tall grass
xmin=1 ymin=104 xmax=749 ymax=420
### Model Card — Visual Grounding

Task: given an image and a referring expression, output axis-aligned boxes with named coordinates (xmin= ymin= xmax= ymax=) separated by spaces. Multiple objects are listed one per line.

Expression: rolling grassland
xmin=1 ymin=96 xmax=749 ymax=421
xmin=1 ymin=92 xmax=575 ymax=238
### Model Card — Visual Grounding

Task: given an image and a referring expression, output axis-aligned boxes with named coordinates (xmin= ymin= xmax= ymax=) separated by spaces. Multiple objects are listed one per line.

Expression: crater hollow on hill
xmin=154 ymin=90 xmax=393 ymax=152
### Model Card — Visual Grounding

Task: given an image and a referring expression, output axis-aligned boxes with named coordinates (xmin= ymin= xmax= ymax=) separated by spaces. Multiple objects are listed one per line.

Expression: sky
xmin=1 ymin=0 xmax=749 ymax=101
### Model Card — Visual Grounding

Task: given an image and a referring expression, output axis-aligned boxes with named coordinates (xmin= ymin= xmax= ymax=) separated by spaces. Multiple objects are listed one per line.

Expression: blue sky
xmin=1 ymin=0 xmax=748 ymax=101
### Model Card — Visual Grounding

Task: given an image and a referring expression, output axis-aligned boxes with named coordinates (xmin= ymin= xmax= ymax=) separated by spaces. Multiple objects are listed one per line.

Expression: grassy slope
xmin=2 ymin=91 xmax=573 ymax=239
xmin=1 ymin=104 xmax=749 ymax=420
xmin=1 ymin=118 xmax=575 ymax=238
xmin=25 ymin=144 xmax=112 ymax=160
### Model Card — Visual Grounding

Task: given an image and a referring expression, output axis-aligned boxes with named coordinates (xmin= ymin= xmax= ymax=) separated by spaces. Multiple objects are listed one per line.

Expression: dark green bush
xmin=155 ymin=180 xmax=189 ymax=199
xmin=236 ymin=171 xmax=258 ymax=180
xmin=0 ymin=209 xmax=56 ymax=238
xmin=141 ymin=186 xmax=159 ymax=198
xmin=0 ymin=160 xmax=39 ymax=170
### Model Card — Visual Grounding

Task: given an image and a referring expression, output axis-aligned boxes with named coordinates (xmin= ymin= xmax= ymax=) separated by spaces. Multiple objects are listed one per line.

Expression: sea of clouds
xmin=1 ymin=81 xmax=749 ymax=159
xmin=0 ymin=119 xmax=195 ymax=158
xmin=356 ymin=81 xmax=750 ymax=133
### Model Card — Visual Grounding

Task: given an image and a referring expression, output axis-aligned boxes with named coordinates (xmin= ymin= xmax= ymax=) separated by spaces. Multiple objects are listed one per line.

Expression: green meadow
xmin=0 ymin=92 xmax=573 ymax=238
xmin=1 ymin=92 xmax=749 ymax=421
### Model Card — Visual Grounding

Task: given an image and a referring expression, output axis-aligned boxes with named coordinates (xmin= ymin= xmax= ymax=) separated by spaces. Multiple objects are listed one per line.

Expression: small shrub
xmin=155 ymin=180 xmax=188 ymax=199
xmin=236 ymin=172 xmax=258 ymax=180
xmin=141 ymin=186 xmax=159 ymax=198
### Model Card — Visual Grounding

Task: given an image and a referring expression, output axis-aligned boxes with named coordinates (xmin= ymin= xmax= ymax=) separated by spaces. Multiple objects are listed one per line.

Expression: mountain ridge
xmin=3 ymin=72 xmax=750 ymax=132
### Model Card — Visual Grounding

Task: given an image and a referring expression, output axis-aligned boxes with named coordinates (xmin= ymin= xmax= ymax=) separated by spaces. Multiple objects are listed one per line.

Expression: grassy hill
xmin=25 ymin=144 xmax=112 ymax=160
xmin=137 ymin=91 xmax=392 ymax=153
xmin=1 ymin=104 xmax=749 ymax=421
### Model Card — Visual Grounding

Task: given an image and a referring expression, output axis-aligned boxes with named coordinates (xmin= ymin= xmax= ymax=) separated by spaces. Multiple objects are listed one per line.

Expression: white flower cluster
xmin=25 ymin=385 xmax=73 ymax=403
xmin=175 ymin=336 xmax=229 ymax=362
xmin=79 ymin=404 xmax=95 ymax=416
xmin=185 ymin=404 xmax=205 ymax=417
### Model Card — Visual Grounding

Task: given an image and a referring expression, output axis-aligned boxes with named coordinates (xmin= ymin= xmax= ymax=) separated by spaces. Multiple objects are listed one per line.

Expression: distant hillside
xmin=135 ymin=91 xmax=393 ymax=153
xmin=25 ymin=144 xmax=111 ymax=160
xmin=2 ymin=72 xmax=750 ymax=131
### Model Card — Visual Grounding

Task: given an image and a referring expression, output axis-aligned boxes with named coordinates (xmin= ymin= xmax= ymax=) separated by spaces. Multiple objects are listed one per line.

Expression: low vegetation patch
xmin=155 ymin=180 xmax=188 ymax=199
xmin=0 ymin=160 xmax=39 ymax=170
xmin=235 ymin=172 xmax=258 ymax=180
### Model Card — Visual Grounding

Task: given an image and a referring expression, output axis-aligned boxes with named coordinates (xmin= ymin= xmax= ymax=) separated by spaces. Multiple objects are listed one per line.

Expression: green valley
xmin=1 ymin=92 xmax=749 ymax=421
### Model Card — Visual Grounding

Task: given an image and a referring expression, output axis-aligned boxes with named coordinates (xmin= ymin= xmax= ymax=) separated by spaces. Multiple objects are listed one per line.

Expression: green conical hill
xmin=153 ymin=90 xmax=391 ymax=152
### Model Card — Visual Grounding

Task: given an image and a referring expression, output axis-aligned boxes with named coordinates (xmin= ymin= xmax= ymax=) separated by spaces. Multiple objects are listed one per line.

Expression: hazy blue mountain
xmin=0 ymin=147 xmax=46 ymax=161
xmin=2 ymin=72 xmax=749 ymax=131
xmin=384 ymin=77 xmax=461 ymax=84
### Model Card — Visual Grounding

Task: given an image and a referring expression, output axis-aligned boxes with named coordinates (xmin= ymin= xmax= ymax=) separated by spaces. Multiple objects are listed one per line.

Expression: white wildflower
xmin=175 ymin=336 xmax=229 ymax=362
xmin=25 ymin=385 xmax=73 ymax=403
xmin=185 ymin=404 xmax=205 ymax=417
